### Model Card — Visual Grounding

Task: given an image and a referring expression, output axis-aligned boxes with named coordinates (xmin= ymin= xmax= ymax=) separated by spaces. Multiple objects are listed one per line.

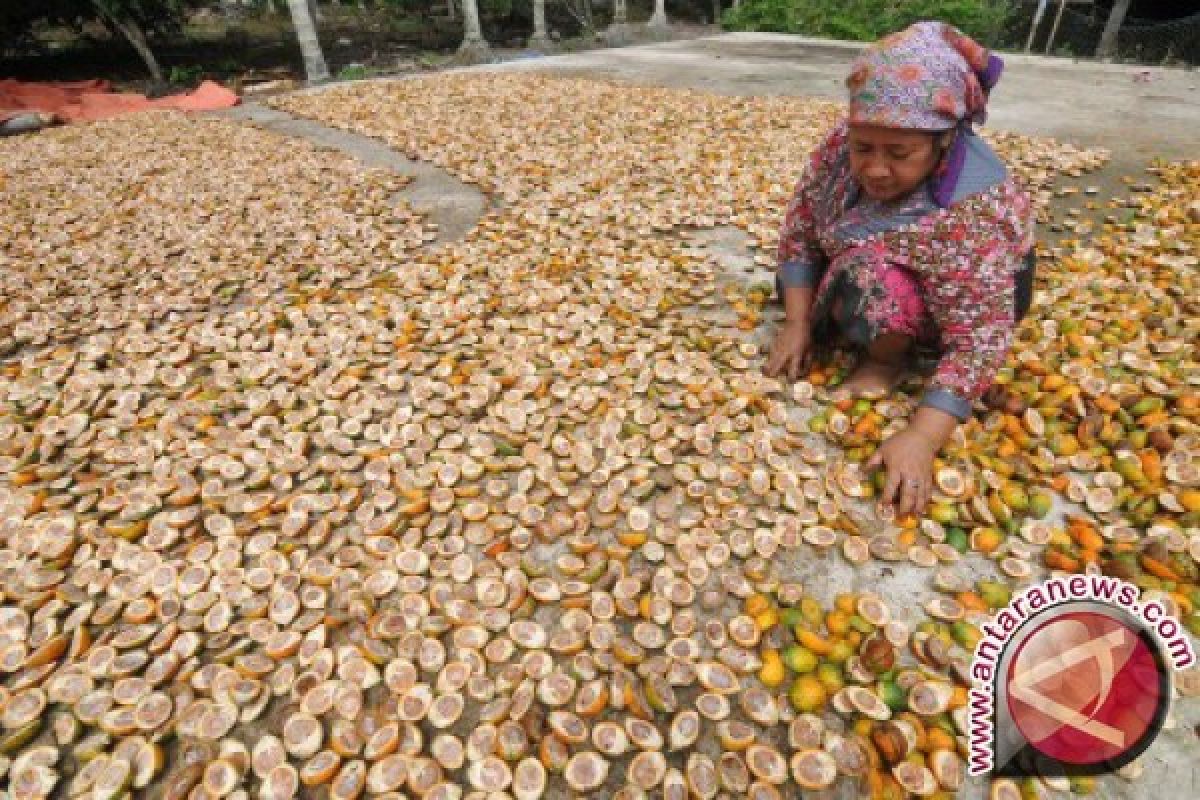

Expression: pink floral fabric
xmin=859 ymin=260 xmax=929 ymax=339
xmin=777 ymin=122 xmax=1035 ymax=413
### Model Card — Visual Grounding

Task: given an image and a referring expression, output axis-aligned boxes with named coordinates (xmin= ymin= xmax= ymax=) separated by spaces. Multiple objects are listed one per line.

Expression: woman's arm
xmin=921 ymin=249 xmax=1018 ymax=420
xmin=776 ymin=126 xmax=846 ymax=292
xmin=781 ymin=286 xmax=815 ymax=324
xmin=767 ymin=127 xmax=846 ymax=380
xmin=915 ymin=184 xmax=1032 ymax=419
xmin=869 ymin=183 xmax=1033 ymax=513
xmin=766 ymin=286 xmax=817 ymax=380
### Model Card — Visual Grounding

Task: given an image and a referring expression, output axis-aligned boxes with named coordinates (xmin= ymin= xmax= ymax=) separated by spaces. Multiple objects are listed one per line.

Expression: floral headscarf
xmin=846 ymin=21 xmax=1004 ymax=131
xmin=845 ymin=21 xmax=1006 ymax=207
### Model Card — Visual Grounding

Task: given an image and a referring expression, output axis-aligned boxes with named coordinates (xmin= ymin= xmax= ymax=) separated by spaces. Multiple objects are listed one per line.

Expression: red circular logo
xmin=1006 ymin=611 xmax=1164 ymax=766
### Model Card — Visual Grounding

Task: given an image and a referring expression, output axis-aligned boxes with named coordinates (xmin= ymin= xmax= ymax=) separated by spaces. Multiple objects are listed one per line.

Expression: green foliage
xmin=722 ymin=0 xmax=1013 ymax=48
xmin=3 ymin=0 xmax=197 ymax=47
xmin=480 ymin=0 xmax=515 ymax=18
xmin=337 ymin=63 xmax=371 ymax=80
xmin=417 ymin=51 xmax=450 ymax=69
xmin=168 ymin=63 xmax=204 ymax=85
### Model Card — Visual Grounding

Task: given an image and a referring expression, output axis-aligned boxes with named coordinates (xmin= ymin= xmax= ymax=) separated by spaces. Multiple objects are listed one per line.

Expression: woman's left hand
xmin=865 ymin=428 xmax=938 ymax=515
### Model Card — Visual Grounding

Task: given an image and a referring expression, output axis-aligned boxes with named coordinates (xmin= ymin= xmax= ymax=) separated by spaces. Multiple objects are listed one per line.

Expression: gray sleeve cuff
xmin=920 ymin=387 xmax=973 ymax=421
xmin=778 ymin=257 xmax=822 ymax=289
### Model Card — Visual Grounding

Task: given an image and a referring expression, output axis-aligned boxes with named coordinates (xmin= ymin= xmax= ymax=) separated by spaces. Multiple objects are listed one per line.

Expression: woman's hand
xmin=765 ymin=320 xmax=812 ymax=382
xmin=865 ymin=406 xmax=958 ymax=515
xmin=865 ymin=428 xmax=937 ymax=515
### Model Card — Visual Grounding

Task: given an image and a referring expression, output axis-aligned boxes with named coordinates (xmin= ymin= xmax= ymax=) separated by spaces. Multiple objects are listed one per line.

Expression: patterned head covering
xmin=846 ymin=21 xmax=1004 ymax=131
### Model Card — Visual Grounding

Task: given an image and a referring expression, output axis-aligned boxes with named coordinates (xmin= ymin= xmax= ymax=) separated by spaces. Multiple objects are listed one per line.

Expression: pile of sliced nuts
xmin=0 ymin=74 xmax=1193 ymax=799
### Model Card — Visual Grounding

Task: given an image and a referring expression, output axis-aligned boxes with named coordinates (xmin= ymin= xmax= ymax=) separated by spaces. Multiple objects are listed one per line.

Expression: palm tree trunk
xmin=92 ymin=2 xmax=165 ymax=86
xmin=1095 ymin=0 xmax=1133 ymax=60
xmin=287 ymin=0 xmax=331 ymax=82
xmin=529 ymin=0 xmax=550 ymax=48
xmin=458 ymin=0 xmax=491 ymax=60
xmin=711 ymin=0 xmax=721 ymax=25
xmin=647 ymin=0 xmax=668 ymax=31
xmin=606 ymin=0 xmax=631 ymax=43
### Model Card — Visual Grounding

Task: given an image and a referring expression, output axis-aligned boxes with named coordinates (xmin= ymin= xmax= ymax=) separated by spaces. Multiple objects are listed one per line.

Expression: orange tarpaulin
xmin=0 ymin=78 xmax=239 ymax=124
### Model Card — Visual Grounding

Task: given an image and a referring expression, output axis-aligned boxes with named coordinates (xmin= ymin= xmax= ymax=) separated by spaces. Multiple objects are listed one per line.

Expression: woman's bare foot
xmin=840 ymin=357 xmax=907 ymax=396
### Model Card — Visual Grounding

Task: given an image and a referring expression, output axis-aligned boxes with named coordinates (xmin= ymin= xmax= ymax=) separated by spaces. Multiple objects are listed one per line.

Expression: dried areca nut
xmin=695 ymin=692 xmax=730 ymax=721
xmin=924 ymin=596 xmax=964 ymax=622
xmin=825 ymin=732 xmax=870 ymax=777
xmin=694 ymin=662 xmax=739 ymax=694
xmin=662 ymin=767 xmax=688 ymax=800
xmin=893 ymin=762 xmax=938 ymax=796
xmin=298 ymin=751 xmax=341 ymax=787
xmin=846 ymin=687 xmax=891 ymax=720
xmin=856 ymin=594 xmax=890 ymax=627
xmin=563 ymin=752 xmax=608 ymax=792
xmin=872 ymin=720 xmax=917 ymax=764
xmin=803 ymin=526 xmax=837 ymax=547
xmin=745 ymin=745 xmax=787 ymax=785
xmin=628 ymin=751 xmax=668 ymax=790
xmin=329 ymin=760 xmax=366 ymax=800
xmin=715 ymin=719 xmax=756 ymax=751
xmin=282 ymin=713 xmax=323 ymax=759
xmin=547 ymin=711 xmax=588 ymax=745
xmin=929 ymin=749 xmax=965 ymax=791
xmin=467 ymin=757 xmax=512 ymax=792
xmin=668 ymin=710 xmax=700 ymax=751
xmin=365 ymin=756 xmax=408 ymax=795
xmin=842 ymin=536 xmax=869 ymax=564
xmin=740 ymin=687 xmax=779 ymax=726
xmin=685 ymin=753 xmax=719 ymax=800
xmin=512 ymin=757 xmax=547 ymax=800
xmin=908 ymin=681 xmax=954 ymax=716
xmin=789 ymin=714 xmax=825 ymax=750
xmin=790 ymin=749 xmax=837 ymax=790
xmin=625 ymin=717 xmax=664 ymax=751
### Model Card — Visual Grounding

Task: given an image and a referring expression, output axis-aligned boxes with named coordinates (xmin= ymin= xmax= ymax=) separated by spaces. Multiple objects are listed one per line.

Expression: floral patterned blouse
xmin=776 ymin=121 xmax=1035 ymax=420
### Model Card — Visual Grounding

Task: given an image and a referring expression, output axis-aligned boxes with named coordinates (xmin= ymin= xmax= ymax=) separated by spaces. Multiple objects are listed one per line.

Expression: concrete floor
xmin=468 ymin=32 xmax=1200 ymax=170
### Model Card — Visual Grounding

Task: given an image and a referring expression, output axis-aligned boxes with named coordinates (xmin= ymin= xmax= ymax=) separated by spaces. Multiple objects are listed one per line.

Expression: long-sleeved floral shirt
xmin=777 ymin=121 xmax=1034 ymax=420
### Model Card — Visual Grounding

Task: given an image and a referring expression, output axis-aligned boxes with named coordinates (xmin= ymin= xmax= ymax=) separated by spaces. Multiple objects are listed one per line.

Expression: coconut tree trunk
xmin=287 ymin=0 xmax=331 ymax=82
xmin=1095 ymin=0 xmax=1133 ymax=60
xmin=647 ymin=0 xmax=668 ymax=32
xmin=458 ymin=0 xmax=491 ymax=60
xmin=711 ymin=0 xmax=721 ymax=25
xmin=92 ymin=3 xmax=165 ymax=86
xmin=529 ymin=0 xmax=550 ymax=48
xmin=605 ymin=0 xmax=631 ymax=43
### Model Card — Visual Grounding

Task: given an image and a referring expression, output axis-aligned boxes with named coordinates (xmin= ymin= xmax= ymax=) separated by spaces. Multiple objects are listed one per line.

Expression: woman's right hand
xmin=765 ymin=319 xmax=812 ymax=381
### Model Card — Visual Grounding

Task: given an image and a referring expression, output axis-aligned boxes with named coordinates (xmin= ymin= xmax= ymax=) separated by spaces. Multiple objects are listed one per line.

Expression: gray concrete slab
xmin=461 ymin=32 xmax=1200 ymax=168
xmin=214 ymin=103 xmax=489 ymax=244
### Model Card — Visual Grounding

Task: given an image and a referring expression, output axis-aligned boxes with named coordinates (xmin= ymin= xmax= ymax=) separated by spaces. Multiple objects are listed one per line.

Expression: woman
xmin=764 ymin=21 xmax=1035 ymax=515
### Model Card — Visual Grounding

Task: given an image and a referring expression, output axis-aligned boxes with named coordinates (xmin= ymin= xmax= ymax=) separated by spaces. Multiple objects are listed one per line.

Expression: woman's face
xmin=847 ymin=124 xmax=944 ymax=203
